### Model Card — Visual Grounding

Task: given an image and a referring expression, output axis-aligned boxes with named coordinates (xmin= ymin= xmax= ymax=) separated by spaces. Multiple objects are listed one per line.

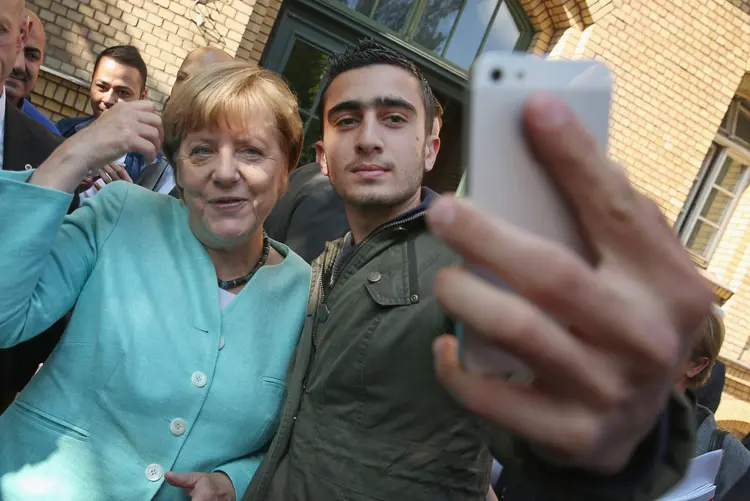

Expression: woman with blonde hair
xmin=0 ymin=62 xmax=308 ymax=501
xmin=677 ymin=305 xmax=750 ymax=500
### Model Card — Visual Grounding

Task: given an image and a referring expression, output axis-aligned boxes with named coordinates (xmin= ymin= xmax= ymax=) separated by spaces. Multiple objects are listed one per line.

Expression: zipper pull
xmin=317 ymin=303 xmax=330 ymax=323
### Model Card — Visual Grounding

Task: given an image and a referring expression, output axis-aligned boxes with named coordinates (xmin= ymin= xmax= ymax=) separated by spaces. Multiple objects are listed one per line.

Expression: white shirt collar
xmin=0 ymin=87 xmax=6 ymax=170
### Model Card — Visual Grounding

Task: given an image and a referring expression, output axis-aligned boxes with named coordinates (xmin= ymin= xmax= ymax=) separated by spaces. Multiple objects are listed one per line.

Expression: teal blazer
xmin=0 ymin=172 xmax=311 ymax=500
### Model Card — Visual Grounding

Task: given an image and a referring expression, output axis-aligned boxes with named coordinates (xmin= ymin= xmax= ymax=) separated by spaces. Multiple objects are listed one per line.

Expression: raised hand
xmin=165 ymin=471 xmax=235 ymax=501
xmin=426 ymin=94 xmax=713 ymax=474
xmin=30 ymin=100 xmax=162 ymax=193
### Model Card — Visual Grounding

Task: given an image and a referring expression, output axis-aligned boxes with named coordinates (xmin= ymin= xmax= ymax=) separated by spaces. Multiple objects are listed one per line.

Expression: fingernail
xmin=529 ymin=93 xmax=571 ymax=128
xmin=427 ymin=197 xmax=455 ymax=230
xmin=432 ymin=337 xmax=448 ymax=358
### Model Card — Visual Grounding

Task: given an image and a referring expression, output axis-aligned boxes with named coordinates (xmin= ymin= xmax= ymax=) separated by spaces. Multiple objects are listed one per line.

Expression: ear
xmin=423 ymin=134 xmax=440 ymax=174
xmin=316 ymin=141 xmax=330 ymax=177
xmin=686 ymin=357 xmax=710 ymax=380
xmin=141 ymin=87 xmax=149 ymax=99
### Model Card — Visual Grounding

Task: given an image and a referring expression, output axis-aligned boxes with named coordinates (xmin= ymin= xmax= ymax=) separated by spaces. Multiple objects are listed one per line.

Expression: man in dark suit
xmin=0 ymin=0 xmax=73 ymax=414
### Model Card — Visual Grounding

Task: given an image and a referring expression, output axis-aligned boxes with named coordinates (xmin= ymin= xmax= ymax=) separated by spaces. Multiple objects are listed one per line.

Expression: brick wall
xmin=28 ymin=0 xmax=262 ymax=109
xmin=28 ymin=69 xmax=90 ymax=122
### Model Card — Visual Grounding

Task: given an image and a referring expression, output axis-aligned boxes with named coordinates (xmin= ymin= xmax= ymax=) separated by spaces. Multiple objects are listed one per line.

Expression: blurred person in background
xmin=678 ymin=306 xmax=750 ymax=499
xmin=4 ymin=8 xmax=58 ymax=134
xmin=57 ymin=45 xmax=152 ymax=192
xmin=0 ymin=0 xmax=72 ymax=416
xmin=136 ymin=46 xmax=234 ymax=197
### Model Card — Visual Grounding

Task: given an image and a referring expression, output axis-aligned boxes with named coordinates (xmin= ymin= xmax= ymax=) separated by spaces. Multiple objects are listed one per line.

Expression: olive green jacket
xmin=243 ymin=202 xmax=695 ymax=501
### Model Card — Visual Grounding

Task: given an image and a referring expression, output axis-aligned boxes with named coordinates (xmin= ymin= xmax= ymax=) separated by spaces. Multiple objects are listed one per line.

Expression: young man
xmin=265 ymin=98 xmax=443 ymax=263
xmin=243 ymin=39 xmax=711 ymax=501
xmin=57 ymin=45 xmax=150 ymax=184
xmin=4 ymin=8 xmax=58 ymax=134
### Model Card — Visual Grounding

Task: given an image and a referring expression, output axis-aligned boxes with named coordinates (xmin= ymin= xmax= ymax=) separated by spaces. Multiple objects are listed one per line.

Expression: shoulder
xmin=56 ymin=116 xmax=91 ymax=138
xmin=7 ymin=103 xmax=62 ymax=147
xmin=22 ymin=101 xmax=60 ymax=135
xmin=85 ymin=182 xmax=179 ymax=224
xmin=269 ymin=239 xmax=312 ymax=278
xmin=413 ymin=223 xmax=462 ymax=267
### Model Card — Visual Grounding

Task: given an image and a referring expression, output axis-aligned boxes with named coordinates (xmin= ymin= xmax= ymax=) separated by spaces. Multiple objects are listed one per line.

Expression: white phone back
xmin=460 ymin=53 xmax=613 ymax=376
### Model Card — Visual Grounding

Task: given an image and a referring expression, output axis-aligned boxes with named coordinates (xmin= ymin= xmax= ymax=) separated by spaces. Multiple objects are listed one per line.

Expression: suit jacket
xmin=264 ymin=162 xmax=349 ymax=264
xmin=0 ymin=172 xmax=311 ymax=500
xmin=0 ymin=101 xmax=73 ymax=416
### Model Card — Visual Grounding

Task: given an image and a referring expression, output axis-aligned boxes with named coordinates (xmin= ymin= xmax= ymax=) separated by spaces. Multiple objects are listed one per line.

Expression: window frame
xmin=678 ymin=128 xmax=750 ymax=265
xmin=318 ymin=0 xmax=534 ymax=72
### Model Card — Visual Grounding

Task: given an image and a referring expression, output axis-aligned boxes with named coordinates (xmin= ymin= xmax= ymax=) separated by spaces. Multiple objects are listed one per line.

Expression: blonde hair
xmin=688 ymin=306 xmax=726 ymax=387
xmin=162 ymin=61 xmax=303 ymax=178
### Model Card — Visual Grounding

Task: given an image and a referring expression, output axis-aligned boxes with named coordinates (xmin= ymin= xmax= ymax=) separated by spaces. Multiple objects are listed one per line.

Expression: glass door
xmin=263 ymin=15 xmax=347 ymax=166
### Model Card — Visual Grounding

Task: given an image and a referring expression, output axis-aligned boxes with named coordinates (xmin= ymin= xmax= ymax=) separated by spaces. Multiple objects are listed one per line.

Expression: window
xmin=331 ymin=0 xmax=532 ymax=70
xmin=677 ymin=98 xmax=750 ymax=264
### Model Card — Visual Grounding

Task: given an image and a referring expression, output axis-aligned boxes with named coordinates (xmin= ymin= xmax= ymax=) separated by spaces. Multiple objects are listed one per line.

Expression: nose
xmin=213 ymin=146 xmax=241 ymax=186
xmin=102 ymin=89 xmax=117 ymax=108
xmin=12 ymin=50 xmax=26 ymax=76
xmin=355 ymin=112 xmax=384 ymax=156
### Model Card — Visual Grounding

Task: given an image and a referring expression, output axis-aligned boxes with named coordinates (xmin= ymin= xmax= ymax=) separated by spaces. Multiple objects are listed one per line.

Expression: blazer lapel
xmin=3 ymin=100 xmax=63 ymax=172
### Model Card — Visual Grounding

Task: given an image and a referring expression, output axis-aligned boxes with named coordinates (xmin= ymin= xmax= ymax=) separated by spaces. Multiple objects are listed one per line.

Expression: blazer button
xmin=191 ymin=371 xmax=207 ymax=388
xmin=368 ymin=271 xmax=382 ymax=283
xmin=170 ymin=418 xmax=187 ymax=436
xmin=145 ymin=463 xmax=163 ymax=482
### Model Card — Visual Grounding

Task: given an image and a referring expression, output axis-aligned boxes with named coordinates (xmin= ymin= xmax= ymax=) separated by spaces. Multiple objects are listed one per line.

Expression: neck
xmin=347 ymin=190 xmax=422 ymax=244
xmin=205 ymin=229 xmax=265 ymax=282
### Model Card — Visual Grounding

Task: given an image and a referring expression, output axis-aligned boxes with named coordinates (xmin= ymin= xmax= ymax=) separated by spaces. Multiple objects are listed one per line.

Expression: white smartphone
xmin=459 ymin=53 xmax=613 ymax=377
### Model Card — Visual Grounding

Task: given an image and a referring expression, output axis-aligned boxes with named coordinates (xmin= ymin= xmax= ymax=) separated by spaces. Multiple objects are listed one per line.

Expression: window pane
xmin=700 ymin=187 xmax=734 ymax=225
xmin=413 ymin=0 xmax=465 ymax=54
xmin=687 ymin=220 xmax=719 ymax=257
xmin=443 ymin=0 xmax=498 ymax=69
xmin=715 ymin=155 xmax=747 ymax=193
xmin=372 ymin=0 xmax=414 ymax=32
xmin=480 ymin=0 xmax=520 ymax=54
xmin=281 ymin=39 xmax=330 ymax=111
xmin=338 ymin=0 xmax=377 ymax=16
xmin=735 ymin=106 xmax=750 ymax=145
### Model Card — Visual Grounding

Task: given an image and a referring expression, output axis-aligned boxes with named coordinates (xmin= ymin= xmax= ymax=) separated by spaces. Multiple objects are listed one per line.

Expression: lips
xmin=209 ymin=197 xmax=248 ymax=212
xmin=352 ymin=164 xmax=390 ymax=179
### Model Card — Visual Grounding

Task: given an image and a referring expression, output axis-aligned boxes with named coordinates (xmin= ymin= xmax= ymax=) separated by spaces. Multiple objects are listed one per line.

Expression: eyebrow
xmin=327 ymin=96 xmax=417 ymax=118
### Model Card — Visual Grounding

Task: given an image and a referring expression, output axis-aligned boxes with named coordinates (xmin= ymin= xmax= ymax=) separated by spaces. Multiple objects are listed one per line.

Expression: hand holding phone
xmin=460 ymin=53 xmax=613 ymax=377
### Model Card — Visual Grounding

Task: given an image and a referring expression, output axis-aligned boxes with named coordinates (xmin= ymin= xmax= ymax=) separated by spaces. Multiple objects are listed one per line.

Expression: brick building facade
xmin=21 ymin=0 xmax=750 ymax=431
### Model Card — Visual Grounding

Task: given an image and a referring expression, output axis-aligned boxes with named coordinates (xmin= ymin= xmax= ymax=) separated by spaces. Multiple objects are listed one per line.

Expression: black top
xmin=264 ymin=162 xmax=349 ymax=264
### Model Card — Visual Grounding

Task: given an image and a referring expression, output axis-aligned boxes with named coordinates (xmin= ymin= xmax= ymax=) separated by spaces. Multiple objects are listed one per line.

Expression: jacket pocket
xmin=249 ymin=377 xmax=287 ymax=448
xmin=12 ymin=400 xmax=90 ymax=441
xmin=364 ymin=271 xmax=414 ymax=307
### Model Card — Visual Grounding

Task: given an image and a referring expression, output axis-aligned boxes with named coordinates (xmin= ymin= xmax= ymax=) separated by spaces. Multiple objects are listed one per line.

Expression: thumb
xmin=165 ymin=471 xmax=202 ymax=489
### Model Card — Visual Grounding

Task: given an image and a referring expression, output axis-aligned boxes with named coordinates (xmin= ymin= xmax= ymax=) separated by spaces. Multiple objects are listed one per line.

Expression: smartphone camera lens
xmin=491 ymin=68 xmax=503 ymax=82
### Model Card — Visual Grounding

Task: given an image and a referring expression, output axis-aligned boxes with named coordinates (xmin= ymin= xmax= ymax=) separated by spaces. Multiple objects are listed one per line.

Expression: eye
xmin=117 ymin=89 xmax=133 ymax=98
xmin=190 ymin=145 xmax=212 ymax=156
xmin=239 ymin=147 xmax=262 ymax=157
xmin=335 ymin=117 xmax=359 ymax=128
xmin=384 ymin=114 xmax=406 ymax=125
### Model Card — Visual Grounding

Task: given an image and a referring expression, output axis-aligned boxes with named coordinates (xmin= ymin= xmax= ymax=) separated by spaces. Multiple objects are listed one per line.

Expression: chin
xmin=208 ymin=222 xmax=257 ymax=246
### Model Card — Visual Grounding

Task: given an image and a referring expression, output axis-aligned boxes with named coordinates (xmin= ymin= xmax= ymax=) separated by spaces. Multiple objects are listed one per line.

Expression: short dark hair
xmin=93 ymin=45 xmax=148 ymax=93
xmin=318 ymin=38 xmax=436 ymax=136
